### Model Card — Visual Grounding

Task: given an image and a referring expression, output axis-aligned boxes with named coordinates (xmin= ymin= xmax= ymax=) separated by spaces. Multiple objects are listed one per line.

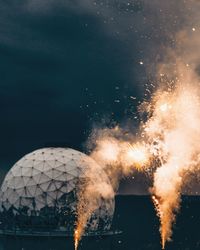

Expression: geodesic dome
xmin=0 ymin=148 xmax=115 ymax=232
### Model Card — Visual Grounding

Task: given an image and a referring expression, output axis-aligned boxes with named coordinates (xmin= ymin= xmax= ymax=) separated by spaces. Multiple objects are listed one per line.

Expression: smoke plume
xmin=85 ymin=1 xmax=200 ymax=249
xmin=144 ymin=77 xmax=200 ymax=248
xmin=145 ymin=1 xmax=200 ymax=248
xmin=74 ymin=157 xmax=114 ymax=250
xmin=74 ymin=1 xmax=200 ymax=249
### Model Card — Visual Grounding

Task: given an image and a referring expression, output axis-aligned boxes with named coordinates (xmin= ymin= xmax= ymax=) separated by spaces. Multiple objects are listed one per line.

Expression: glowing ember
xmin=74 ymin=229 xmax=79 ymax=250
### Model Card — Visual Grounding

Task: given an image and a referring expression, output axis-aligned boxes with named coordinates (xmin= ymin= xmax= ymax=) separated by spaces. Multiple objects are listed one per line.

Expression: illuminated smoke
xmin=75 ymin=1 xmax=200 ymax=249
xmin=142 ymin=72 xmax=200 ymax=248
xmin=74 ymin=181 xmax=113 ymax=250
xmin=141 ymin=1 xmax=200 ymax=247
xmin=74 ymin=129 xmax=151 ymax=250
xmin=74 ymin=160 xmax=114 ymax=250
xmin=90 ymin=131 xmax=151 ymax=182
xmin=87 ymin=64 xmax=200 ymax=249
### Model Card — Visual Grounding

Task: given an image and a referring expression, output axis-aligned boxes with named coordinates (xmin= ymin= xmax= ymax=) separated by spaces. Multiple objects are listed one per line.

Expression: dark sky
xmin=0 ymin=0 xmax=197 ymax=194
xmin=0 ymin=1 xmax=146 ymax=169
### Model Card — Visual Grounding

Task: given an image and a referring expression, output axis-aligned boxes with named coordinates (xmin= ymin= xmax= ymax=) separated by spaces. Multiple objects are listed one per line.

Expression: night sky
xmin=0 ymin=0 xmax=197 ymax=193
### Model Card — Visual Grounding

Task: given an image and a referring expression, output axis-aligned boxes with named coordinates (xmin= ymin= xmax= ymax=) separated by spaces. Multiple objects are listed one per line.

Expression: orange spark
xmin=152 ymin=195 xmax=165 ymax=249
xmin=74 ymin=229 xmax=79 ymax=250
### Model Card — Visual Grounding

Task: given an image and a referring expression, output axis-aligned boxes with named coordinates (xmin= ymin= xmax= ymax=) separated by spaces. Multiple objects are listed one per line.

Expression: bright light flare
xmin=124 ymin=144 xmax=149 ymax=169
xmin=159 ymin=103 xmax=171 ymax=112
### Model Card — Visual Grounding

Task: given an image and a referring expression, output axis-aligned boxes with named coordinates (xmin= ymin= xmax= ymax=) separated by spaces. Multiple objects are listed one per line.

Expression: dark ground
xmin=0 ymin=195 xmax=199 ymax=250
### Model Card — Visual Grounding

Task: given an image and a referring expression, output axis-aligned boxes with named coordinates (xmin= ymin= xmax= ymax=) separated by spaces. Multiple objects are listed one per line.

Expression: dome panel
xmin=27 ymin=185 xmax=37 ymax=196
xmin=33 ymin=173 xmax=42 ymax=183
xmin=22 ymin=176 xmax=31 ymax=185
xmin=60 ymin=184 xmax=74 ymax=194
xmin=20 ymin=197 xmax=33 ymax=208
xmin=35 ymin=187 xmax=43 ymax=196
xmin=22 ymin=159 xmax=35 ymax=168
xmin=40 ymin=181 xmax=51 ymax=191
xmin=26 ymin=177 xmax=37 ymax=187
xmin=16 ymin=187 xmax=26 ymax=196
xmin=21 ymin=167 xmax=33 ymax=177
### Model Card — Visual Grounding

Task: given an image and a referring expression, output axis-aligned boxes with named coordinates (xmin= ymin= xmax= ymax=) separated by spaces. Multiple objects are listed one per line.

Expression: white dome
xmin=0 ymin=148 xmax=114 ymax=232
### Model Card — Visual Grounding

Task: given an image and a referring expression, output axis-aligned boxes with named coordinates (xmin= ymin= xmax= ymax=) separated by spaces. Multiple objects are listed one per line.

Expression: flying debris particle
xmin=192 ymin=27 xmax=196 ymax=31
xmin=130 ymin=96 xmax=137 ymax=100
xmin=114 ymin=100 xmax=120 ymax=103
xmin=150 ymin=83 xmax=156 ymax=88
xmin=139 ymin=61 xmax=144 ymax=65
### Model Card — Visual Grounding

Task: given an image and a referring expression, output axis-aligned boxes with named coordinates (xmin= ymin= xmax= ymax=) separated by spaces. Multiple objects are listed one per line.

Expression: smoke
xmin=74 ymin=125 xmax=152 ymax=250
xmin=73 ymin=1 xmax=200 ymax=249
xmin=74 ymin=157 xmax=114 ymax=250
xmin=86 ymin=68 xmax=200 ymax=250
xmin=83 ymin=1 xmax=200 ymax=249
xmin=144 ymin=80 xmax=200 ymax=248
xmin=145 ymin=1 xmax=200 ymax=248
xmin=88 ymin=126 xmax=151 ymax=190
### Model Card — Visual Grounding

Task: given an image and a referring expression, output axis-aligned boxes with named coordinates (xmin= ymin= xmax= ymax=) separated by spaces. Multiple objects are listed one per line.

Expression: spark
xmin=152 ymin=195 xmax=165 ymax=249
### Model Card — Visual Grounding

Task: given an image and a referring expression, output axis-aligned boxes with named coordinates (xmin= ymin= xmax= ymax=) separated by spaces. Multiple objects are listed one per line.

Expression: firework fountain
xmin=74 ymin=79 xmax=200 ymax=249
xmin=143 ymin=77 xmax=200 ymax=249
xmin=73 ymin=1 xmax=200 ymax=249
